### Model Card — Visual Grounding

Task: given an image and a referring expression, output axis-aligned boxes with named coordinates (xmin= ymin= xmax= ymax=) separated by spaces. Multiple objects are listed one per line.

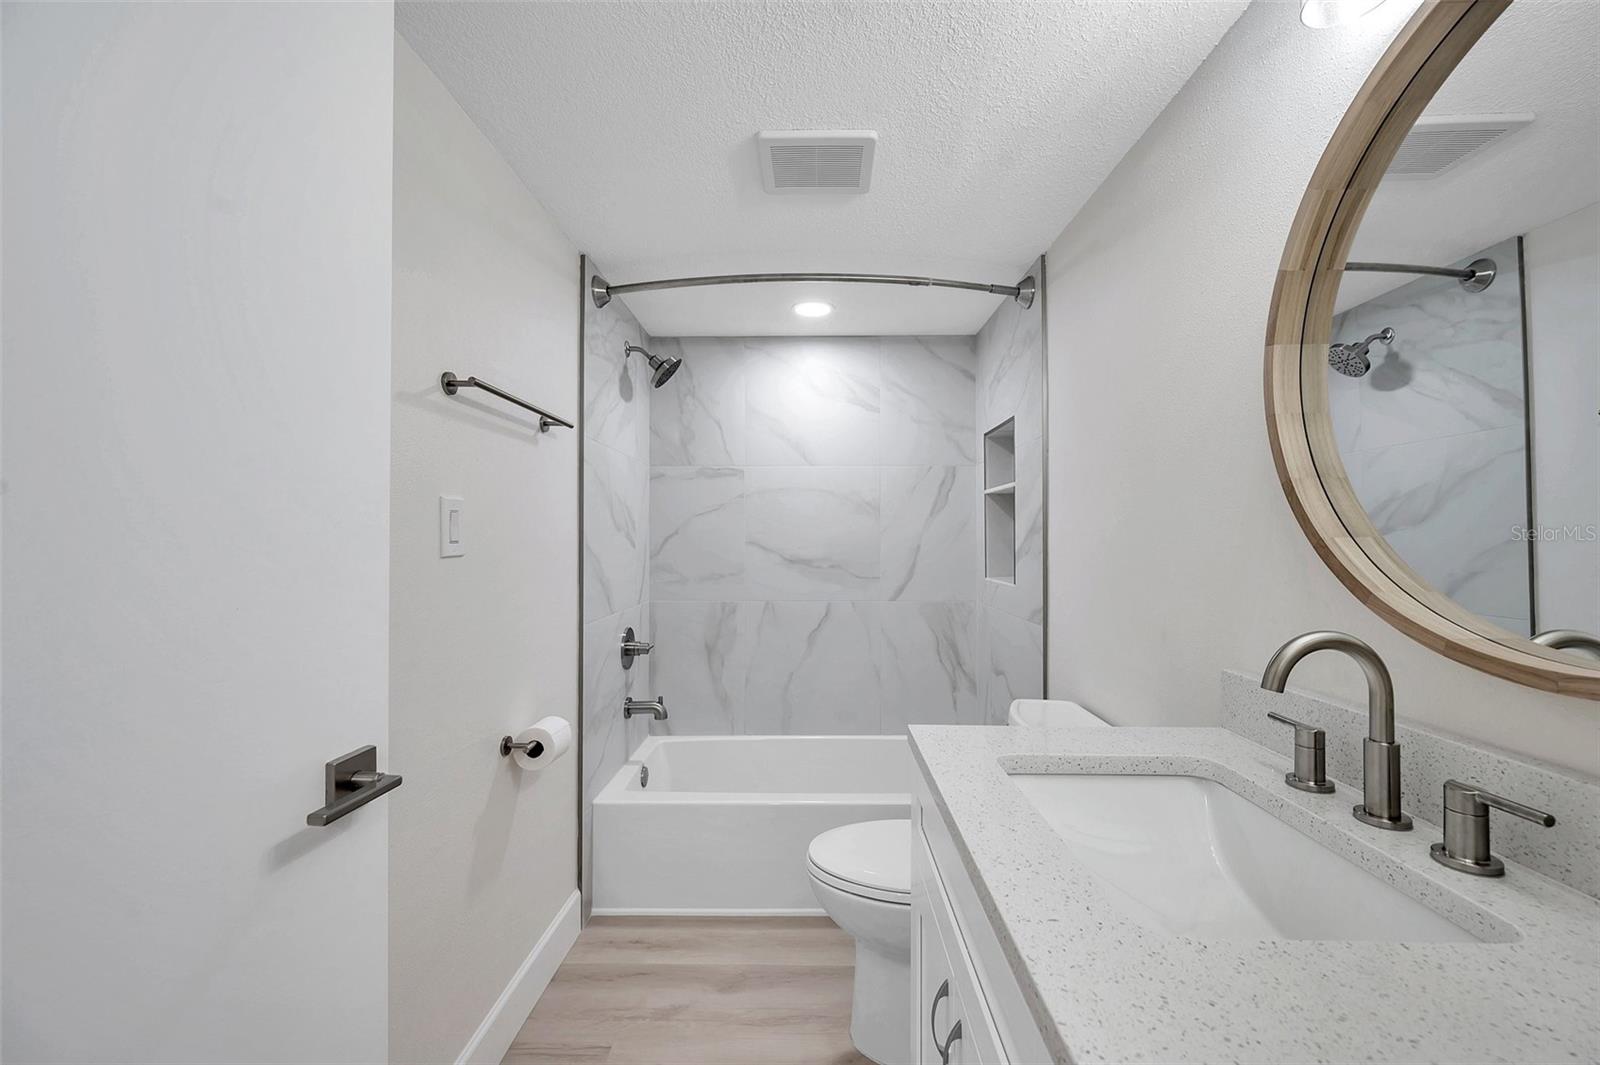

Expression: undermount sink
xmin=1008 ymin=772 xmax=1482 ymax=943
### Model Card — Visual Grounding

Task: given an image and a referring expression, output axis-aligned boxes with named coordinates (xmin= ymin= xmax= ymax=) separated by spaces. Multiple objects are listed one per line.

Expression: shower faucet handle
xmin=619 ymin=626 xmax=654 ymax=669
xmin=1266 ymin=711 xmax=1335 ymax=794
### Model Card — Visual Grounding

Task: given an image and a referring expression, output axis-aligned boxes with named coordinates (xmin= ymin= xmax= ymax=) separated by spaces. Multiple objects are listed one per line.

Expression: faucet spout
xmin=623 ymin=697 xmax=669 ymax=721
xmin=1260 ymin=630 xmax=1395 ymax=742
xmin=1260 ymin=631 xmax=1411 ymax=831
xmin=1531 ymin=629 xmax=1600 ymax=659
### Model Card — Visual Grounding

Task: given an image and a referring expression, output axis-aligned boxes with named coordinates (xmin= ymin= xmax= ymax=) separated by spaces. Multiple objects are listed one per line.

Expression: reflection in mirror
xmin=1324 ymin=0 xmax=1598 ymax=662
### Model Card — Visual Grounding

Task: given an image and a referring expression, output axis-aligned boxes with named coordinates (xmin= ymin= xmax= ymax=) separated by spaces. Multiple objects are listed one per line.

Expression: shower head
xmin=651 ymin=354 xmax=682 ymax=388
xmin=1329 ymin=327 xmax=1395 ymax=378
xmin=624 ymin=343 xmax=683 ymax=389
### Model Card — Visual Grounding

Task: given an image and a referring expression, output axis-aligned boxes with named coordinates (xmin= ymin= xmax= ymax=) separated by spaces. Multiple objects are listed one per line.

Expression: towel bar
xmin=440 ymin=372 xmax=574 ymax=432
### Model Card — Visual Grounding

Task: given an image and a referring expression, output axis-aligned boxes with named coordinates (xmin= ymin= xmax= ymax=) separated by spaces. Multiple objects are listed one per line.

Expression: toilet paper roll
xmin=509 ymin=716 xmax=573 ymax=772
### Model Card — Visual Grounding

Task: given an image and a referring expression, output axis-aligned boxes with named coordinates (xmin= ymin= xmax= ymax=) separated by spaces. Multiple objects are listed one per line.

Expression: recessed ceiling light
xmin=1300 ymin=0 xmax=1391 ymax=27
xmin=793 ymin=301 xmax=834 ymax=319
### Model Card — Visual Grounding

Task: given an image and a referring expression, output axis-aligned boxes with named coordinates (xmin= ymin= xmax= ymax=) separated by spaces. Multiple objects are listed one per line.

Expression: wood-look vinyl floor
xmin=502 ymin=916 xmax=875 ymax=1065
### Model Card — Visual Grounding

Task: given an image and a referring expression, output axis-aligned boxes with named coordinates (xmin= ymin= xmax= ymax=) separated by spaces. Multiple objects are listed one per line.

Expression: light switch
xmin=439 ymin=496 xmax=465 ymax=558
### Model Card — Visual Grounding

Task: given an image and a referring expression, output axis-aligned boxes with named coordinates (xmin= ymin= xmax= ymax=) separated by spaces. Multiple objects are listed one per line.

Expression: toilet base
xmin=849 ymin=936 xmax=911 ymax=1065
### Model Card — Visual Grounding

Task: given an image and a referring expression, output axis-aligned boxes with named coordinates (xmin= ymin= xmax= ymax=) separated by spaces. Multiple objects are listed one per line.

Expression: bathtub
xmin=592 ymin=735 xmax=913 ymax=914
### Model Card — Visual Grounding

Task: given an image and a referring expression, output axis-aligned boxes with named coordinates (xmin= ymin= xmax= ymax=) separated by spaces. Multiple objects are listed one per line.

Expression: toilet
xmin=810 ymin=702 xmax=1106 ymax=1065
xmin=1006 ymin=698 xmax=1108 ymax=729
xmin=807 ymin=819 xmax=912 ymax=1065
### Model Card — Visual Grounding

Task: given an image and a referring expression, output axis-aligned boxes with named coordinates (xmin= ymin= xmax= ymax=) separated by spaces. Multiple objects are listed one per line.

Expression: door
xmin=2 ymin=3 xmax=396 ymax=1060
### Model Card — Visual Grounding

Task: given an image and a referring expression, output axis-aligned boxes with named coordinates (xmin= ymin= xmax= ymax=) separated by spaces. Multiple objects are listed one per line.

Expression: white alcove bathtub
xmin=592 ymin=735 xmax=913 ymax=914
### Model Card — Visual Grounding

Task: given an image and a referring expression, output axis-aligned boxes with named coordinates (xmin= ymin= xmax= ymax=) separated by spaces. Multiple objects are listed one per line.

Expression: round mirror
xmin=1266 ymin=0 xmax=1599 ymax=696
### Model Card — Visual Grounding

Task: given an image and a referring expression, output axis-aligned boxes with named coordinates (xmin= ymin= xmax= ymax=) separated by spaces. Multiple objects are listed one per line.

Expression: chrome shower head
xmin=650 ymin=354 xmax=682 ymax=388
xmin=624 ymin=343 xmax=683 ymax=389
xmin=1329 ymin=327 xmax=1395 ymax=378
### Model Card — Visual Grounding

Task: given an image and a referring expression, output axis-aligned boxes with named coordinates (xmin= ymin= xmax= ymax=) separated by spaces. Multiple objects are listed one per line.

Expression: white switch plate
xmin=439 ymin=496 xmax=465 ymax=558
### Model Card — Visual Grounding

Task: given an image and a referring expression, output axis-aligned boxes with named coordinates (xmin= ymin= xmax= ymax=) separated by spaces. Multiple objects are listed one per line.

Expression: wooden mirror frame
xmin=1265 ymin=0 xmax=1600 ymax=699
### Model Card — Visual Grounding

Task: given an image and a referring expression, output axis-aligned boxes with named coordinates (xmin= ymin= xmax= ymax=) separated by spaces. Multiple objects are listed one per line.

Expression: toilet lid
xmin=807 ymin=820 xmax=911 ymax=903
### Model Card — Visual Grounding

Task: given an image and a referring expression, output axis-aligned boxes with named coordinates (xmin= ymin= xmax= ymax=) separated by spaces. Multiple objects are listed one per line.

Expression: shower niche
xmin=983 ymin=419 xmax=1017 ymax=584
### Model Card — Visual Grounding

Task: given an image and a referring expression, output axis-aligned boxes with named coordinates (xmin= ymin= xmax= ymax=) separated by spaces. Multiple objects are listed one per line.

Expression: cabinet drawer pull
xmin=939 ymin=1019 xmax=964 ymax=1064
xmin=929 ymin=979 xmax=950 ymax=1054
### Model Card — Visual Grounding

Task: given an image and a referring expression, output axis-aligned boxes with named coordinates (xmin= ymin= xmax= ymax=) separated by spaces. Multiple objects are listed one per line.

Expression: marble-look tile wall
xmin=647 ymin=334 xmax=983 ymax=734
xmin=975 ymin=257 xmax=1047 ymax=723
xmin=1328 ymin=239 xmax=1533 ymax=634
xmin=581 ymin=258 xmax=654 ymax=893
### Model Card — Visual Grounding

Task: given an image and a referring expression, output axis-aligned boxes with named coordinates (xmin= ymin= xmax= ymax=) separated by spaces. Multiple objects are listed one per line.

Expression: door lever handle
xmin=307 ymin=745 xmax=402 ymax=826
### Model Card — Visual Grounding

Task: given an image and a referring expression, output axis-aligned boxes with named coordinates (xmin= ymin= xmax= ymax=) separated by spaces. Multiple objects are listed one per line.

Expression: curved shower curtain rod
xmin=1344 ymin=258 xmax=1496 ymax=293
xmin=589 ymin=270 xmax=1037 ymax=310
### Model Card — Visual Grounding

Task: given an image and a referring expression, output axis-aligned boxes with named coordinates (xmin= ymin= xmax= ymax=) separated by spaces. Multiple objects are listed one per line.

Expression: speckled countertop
xmin=908 ymin=725 xmax=1600 ymax=1065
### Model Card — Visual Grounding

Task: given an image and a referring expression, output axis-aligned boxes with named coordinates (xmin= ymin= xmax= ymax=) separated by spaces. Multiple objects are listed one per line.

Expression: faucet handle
xmin=1266 ymin=711 xmax=1335 ymax=794
xmin=1430 ymin=779 xmax=1555 ymax=877
xmin=619 ymin=626 xmax=654 ymax=668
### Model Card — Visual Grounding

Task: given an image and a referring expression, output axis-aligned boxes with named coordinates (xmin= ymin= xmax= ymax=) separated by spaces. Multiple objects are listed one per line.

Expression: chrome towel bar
xmin=440 ymin=372 xmax=574 ymax=432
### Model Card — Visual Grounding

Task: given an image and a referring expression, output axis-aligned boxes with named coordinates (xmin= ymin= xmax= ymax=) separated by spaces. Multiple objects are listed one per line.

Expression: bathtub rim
xmin=595 ymin=734 xmax=915 ymax=806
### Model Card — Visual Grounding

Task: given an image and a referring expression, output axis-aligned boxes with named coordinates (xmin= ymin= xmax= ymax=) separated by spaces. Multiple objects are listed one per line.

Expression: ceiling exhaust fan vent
xmin=1385 ymin=115 xmax=1533 ymax=179
xmin=758 ymin=130 xmax=876 ymax=193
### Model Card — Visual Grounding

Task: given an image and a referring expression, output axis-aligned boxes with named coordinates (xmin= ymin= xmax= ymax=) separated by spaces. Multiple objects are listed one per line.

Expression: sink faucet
xmin=1531 ymin=629 xmax=1600 ymax=659
xmin=1260 ymin=631 xmax=1412 ymax=831
xmin=623 ymin=697 xmax=668 ymax=721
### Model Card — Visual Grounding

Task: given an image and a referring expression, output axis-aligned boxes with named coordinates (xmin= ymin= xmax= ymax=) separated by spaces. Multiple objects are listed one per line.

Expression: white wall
xmin=1525 ymin=202 xmax=1600 ymax=638
xmin=3 ymin=3 xmax=394 ymax=1059
xmin=1044 ymin=0 xmax=1600 ymax=775
xmin=389 ymin=37 xmax=581 ymax=1065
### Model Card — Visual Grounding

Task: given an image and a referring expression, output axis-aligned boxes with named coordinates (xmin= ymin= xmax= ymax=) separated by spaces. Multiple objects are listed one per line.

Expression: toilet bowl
xmin=807 ymin=819 xmax=911 ymax=1065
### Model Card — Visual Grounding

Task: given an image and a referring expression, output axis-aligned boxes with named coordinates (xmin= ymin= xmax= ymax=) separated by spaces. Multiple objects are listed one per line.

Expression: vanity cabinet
xmin=913 ymin=879 xmax=991 ymax=1065
xmin=911 ymin=772 xmax=1056 ymax=1065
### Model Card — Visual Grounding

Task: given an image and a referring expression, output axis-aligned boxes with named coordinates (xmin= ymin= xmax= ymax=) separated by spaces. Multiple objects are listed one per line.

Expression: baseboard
xmin=455 ymin=888 xmax=582 ymax=1065
xmin=590 ymin=905 xmax=826 ymax=917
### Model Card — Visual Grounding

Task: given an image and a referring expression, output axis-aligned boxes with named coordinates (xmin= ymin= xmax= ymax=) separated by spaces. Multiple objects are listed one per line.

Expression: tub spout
xmin=624 ymin=697 xmax=668 ymax=721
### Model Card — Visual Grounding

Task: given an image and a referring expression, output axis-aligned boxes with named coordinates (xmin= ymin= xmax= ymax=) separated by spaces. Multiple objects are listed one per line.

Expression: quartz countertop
xmin=908 ymin=725 xmax=1600 ymax=1065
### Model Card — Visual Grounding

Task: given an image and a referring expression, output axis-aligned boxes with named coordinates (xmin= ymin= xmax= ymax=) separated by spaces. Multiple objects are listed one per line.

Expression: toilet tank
xmin=1007 ymin=699 xmax=1108 ymax=728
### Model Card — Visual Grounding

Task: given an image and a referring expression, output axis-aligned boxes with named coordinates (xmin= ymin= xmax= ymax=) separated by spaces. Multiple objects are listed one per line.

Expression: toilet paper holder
xmin=500 ymin=735 xmax=545 ymax=759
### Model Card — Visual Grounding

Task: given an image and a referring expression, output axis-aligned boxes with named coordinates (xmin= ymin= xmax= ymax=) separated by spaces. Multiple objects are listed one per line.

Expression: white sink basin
xmin=1009 ymin=773 xmax=1481 ymax=943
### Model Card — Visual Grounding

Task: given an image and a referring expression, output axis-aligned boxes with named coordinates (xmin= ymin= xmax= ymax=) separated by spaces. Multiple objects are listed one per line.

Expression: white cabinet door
xmin=914 ymin=821 xmax=1000 ymax=1064
xmin=914 ymin=830 xmax=964 ymax=1065
xmin=915 ymin=910 xmax=949 ymax=1064
xmin=914 ymin=879 xmax=946 ymax=1063
xmin=913 ymin=805 xmax=1018 ymax=1064
xmin=915 ymin=906 xmax=970 ymax=1065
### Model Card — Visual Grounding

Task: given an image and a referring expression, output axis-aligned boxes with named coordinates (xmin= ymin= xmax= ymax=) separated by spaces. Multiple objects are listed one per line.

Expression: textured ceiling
xmin=397 ymin=0 xmax=1247 ymax=336
xmin=1341 ymin=0 xmax=1598 ymax=310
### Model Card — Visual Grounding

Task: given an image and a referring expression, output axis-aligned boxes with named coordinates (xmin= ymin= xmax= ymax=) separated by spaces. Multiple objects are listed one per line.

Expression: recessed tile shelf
xmin=982 ymin=419 xmax=1016 ymax=489
xmin=983 ymin=420 xmax=1017 ymax=584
